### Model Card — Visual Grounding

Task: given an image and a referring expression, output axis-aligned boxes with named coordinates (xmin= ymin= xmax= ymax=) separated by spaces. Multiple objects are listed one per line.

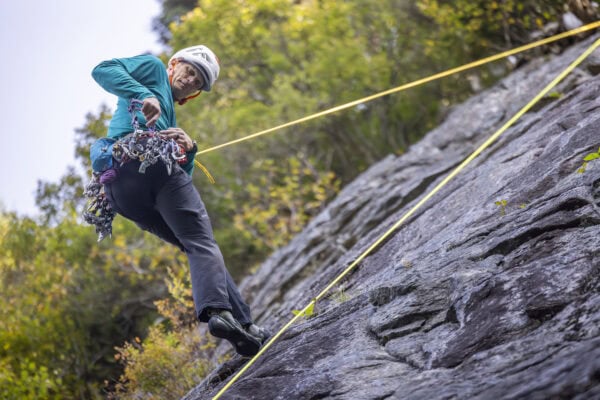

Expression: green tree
xmin=233 ymin=155 xmax=340 ymax=255
xmin=152 ymin=0 xmax=199 ymax=44
xmin=0 ymin=209 xmax=190 ymax=398
xmin=165 ymin=0 xmax=452 ymax=274
xmin=167 ymin=0 xmax=568 ymax=229
xmin=417 ymin=1 xmax=566 ymax=62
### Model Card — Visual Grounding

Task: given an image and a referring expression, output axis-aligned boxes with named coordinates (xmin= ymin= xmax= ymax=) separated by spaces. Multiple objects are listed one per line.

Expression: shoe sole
xmin=209 ymin=316 xmax=261 ymax=357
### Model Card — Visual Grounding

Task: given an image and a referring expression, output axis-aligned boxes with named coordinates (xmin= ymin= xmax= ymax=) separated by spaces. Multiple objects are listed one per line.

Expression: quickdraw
xmin=83 ymin=175 xmax=116 ymax=242
xmin=83 ymin=99 xmax=189 ymax=242
xmin=112 ymin=131 xmax=187 ymax=176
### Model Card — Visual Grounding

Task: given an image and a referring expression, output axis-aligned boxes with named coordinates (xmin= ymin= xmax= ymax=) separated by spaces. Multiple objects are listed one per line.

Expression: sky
xmin=0 ymin=0 xmax=164 ymax=216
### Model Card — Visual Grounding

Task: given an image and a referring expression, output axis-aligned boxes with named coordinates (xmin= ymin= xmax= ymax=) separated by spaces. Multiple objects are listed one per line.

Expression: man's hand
xmin=142 ymin=97 xmax=161 ymax=127
xmin=161 ymin=128 xmax=195 ymax=151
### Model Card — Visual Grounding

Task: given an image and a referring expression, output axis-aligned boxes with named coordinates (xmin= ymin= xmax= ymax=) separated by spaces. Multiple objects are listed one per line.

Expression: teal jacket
xmin=92 ymin=54 xmax=196 ymax=175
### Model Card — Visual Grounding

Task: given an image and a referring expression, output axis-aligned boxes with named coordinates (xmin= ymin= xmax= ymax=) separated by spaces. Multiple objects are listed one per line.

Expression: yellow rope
xmin=198 ymin=21 xmax=600 ymax=157
xmin=193 ymin=159 xmax=216 ymax=183
xmin=212 ymin=36 xmax=600 ymax=400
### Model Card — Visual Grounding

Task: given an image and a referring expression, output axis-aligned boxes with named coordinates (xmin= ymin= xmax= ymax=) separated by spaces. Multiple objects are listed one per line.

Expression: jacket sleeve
xmin=91 ymin=55 xmax=161 ymax=101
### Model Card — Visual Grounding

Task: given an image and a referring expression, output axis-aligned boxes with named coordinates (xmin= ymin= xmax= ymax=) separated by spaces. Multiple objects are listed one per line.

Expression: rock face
xmin=185 ymin=35 xmax=600 ymax=400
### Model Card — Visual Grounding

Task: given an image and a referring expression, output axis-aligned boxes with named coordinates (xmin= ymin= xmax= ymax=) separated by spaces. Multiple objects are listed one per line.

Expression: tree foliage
xmin=163 ymin=0 xmax=565 ymax=276
xmin=233 ymin=155 xmax=340 ymax=255
xmin=110 ymin=266 xmax=215 ymax=400
xmin=110 ymin=327 xmax=214 ymax=400
xmin=0 ymin=209 xmax=189 ymax=398
xmin=170 ymin=0 xmax=436 ymax=173
xmin=152 ymin=0 xmax=198 ymax=44
xmin=417 ymin=0 xmax=567 ymax=69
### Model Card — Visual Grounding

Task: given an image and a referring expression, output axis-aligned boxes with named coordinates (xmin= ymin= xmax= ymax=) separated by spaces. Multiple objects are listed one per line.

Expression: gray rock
xmin=185 ymin=35 xmax=600 ymax=400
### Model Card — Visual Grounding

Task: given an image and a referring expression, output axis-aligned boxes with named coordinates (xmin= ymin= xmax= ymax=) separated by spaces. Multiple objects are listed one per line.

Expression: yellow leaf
xmin=292 ymin=302 xmax=315 ymax=317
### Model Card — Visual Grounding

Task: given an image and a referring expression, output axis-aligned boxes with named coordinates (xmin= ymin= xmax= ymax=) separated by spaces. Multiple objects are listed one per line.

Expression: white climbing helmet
xmin=169 ymin=45 xmax=220 ymax=91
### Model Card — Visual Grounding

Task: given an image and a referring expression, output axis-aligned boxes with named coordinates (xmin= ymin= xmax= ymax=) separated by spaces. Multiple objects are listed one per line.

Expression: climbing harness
xmin=83 ymin=99 xmax=188 ymax=241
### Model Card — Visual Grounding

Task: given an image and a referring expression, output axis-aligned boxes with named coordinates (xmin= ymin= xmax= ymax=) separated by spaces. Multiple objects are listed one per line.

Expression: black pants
xmin=105 ymin=160 xmax=253 ymax=325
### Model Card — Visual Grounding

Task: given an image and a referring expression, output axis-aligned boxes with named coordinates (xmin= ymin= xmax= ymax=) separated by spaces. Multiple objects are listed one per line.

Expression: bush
xmin=110 ymin=326 xmax=215 ymax=400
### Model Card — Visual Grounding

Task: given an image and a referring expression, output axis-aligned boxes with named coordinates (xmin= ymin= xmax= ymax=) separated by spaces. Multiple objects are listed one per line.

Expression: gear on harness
xmin=115 ymin=99 xmax=188 ymax=175
xmin=83 ymin=99 xmax=189 ymax=242
xmin=83 ymin=174 xmax=116 ymax=242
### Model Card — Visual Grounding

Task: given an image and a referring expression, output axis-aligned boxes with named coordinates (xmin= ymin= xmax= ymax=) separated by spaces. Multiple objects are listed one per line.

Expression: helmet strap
xmin=178 ymin=91 xmax=201 ymax=105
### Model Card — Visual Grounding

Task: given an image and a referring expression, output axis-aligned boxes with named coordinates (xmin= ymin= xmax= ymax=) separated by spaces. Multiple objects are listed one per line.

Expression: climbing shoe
xmin=207 ymin=309 xmax=261 ymax=357
xmin=245 ymin=323 xmax=271 ymax=344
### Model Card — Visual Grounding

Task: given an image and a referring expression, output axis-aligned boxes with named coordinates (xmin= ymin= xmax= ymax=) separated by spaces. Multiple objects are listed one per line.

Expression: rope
xmin=211 ymin=35 xmax=600 ymax=400
xmin=196 ymin=20 xmax=600 ymax=157
xmin=193 ymin=159 xmax=216 ymax=183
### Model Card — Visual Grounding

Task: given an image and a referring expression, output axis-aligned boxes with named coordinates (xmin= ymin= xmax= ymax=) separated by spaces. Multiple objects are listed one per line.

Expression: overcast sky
xmin=0 ymin=0 xmax=164 ymax=216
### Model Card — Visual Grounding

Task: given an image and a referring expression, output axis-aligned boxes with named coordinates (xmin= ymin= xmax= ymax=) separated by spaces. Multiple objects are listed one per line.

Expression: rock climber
xmin=90 ymin=45 xmax=269 ymax=357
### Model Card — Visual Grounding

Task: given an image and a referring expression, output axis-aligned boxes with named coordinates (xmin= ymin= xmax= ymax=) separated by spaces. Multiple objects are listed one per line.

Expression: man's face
xmin=170 ymin=60 xmax=204 ymax=100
